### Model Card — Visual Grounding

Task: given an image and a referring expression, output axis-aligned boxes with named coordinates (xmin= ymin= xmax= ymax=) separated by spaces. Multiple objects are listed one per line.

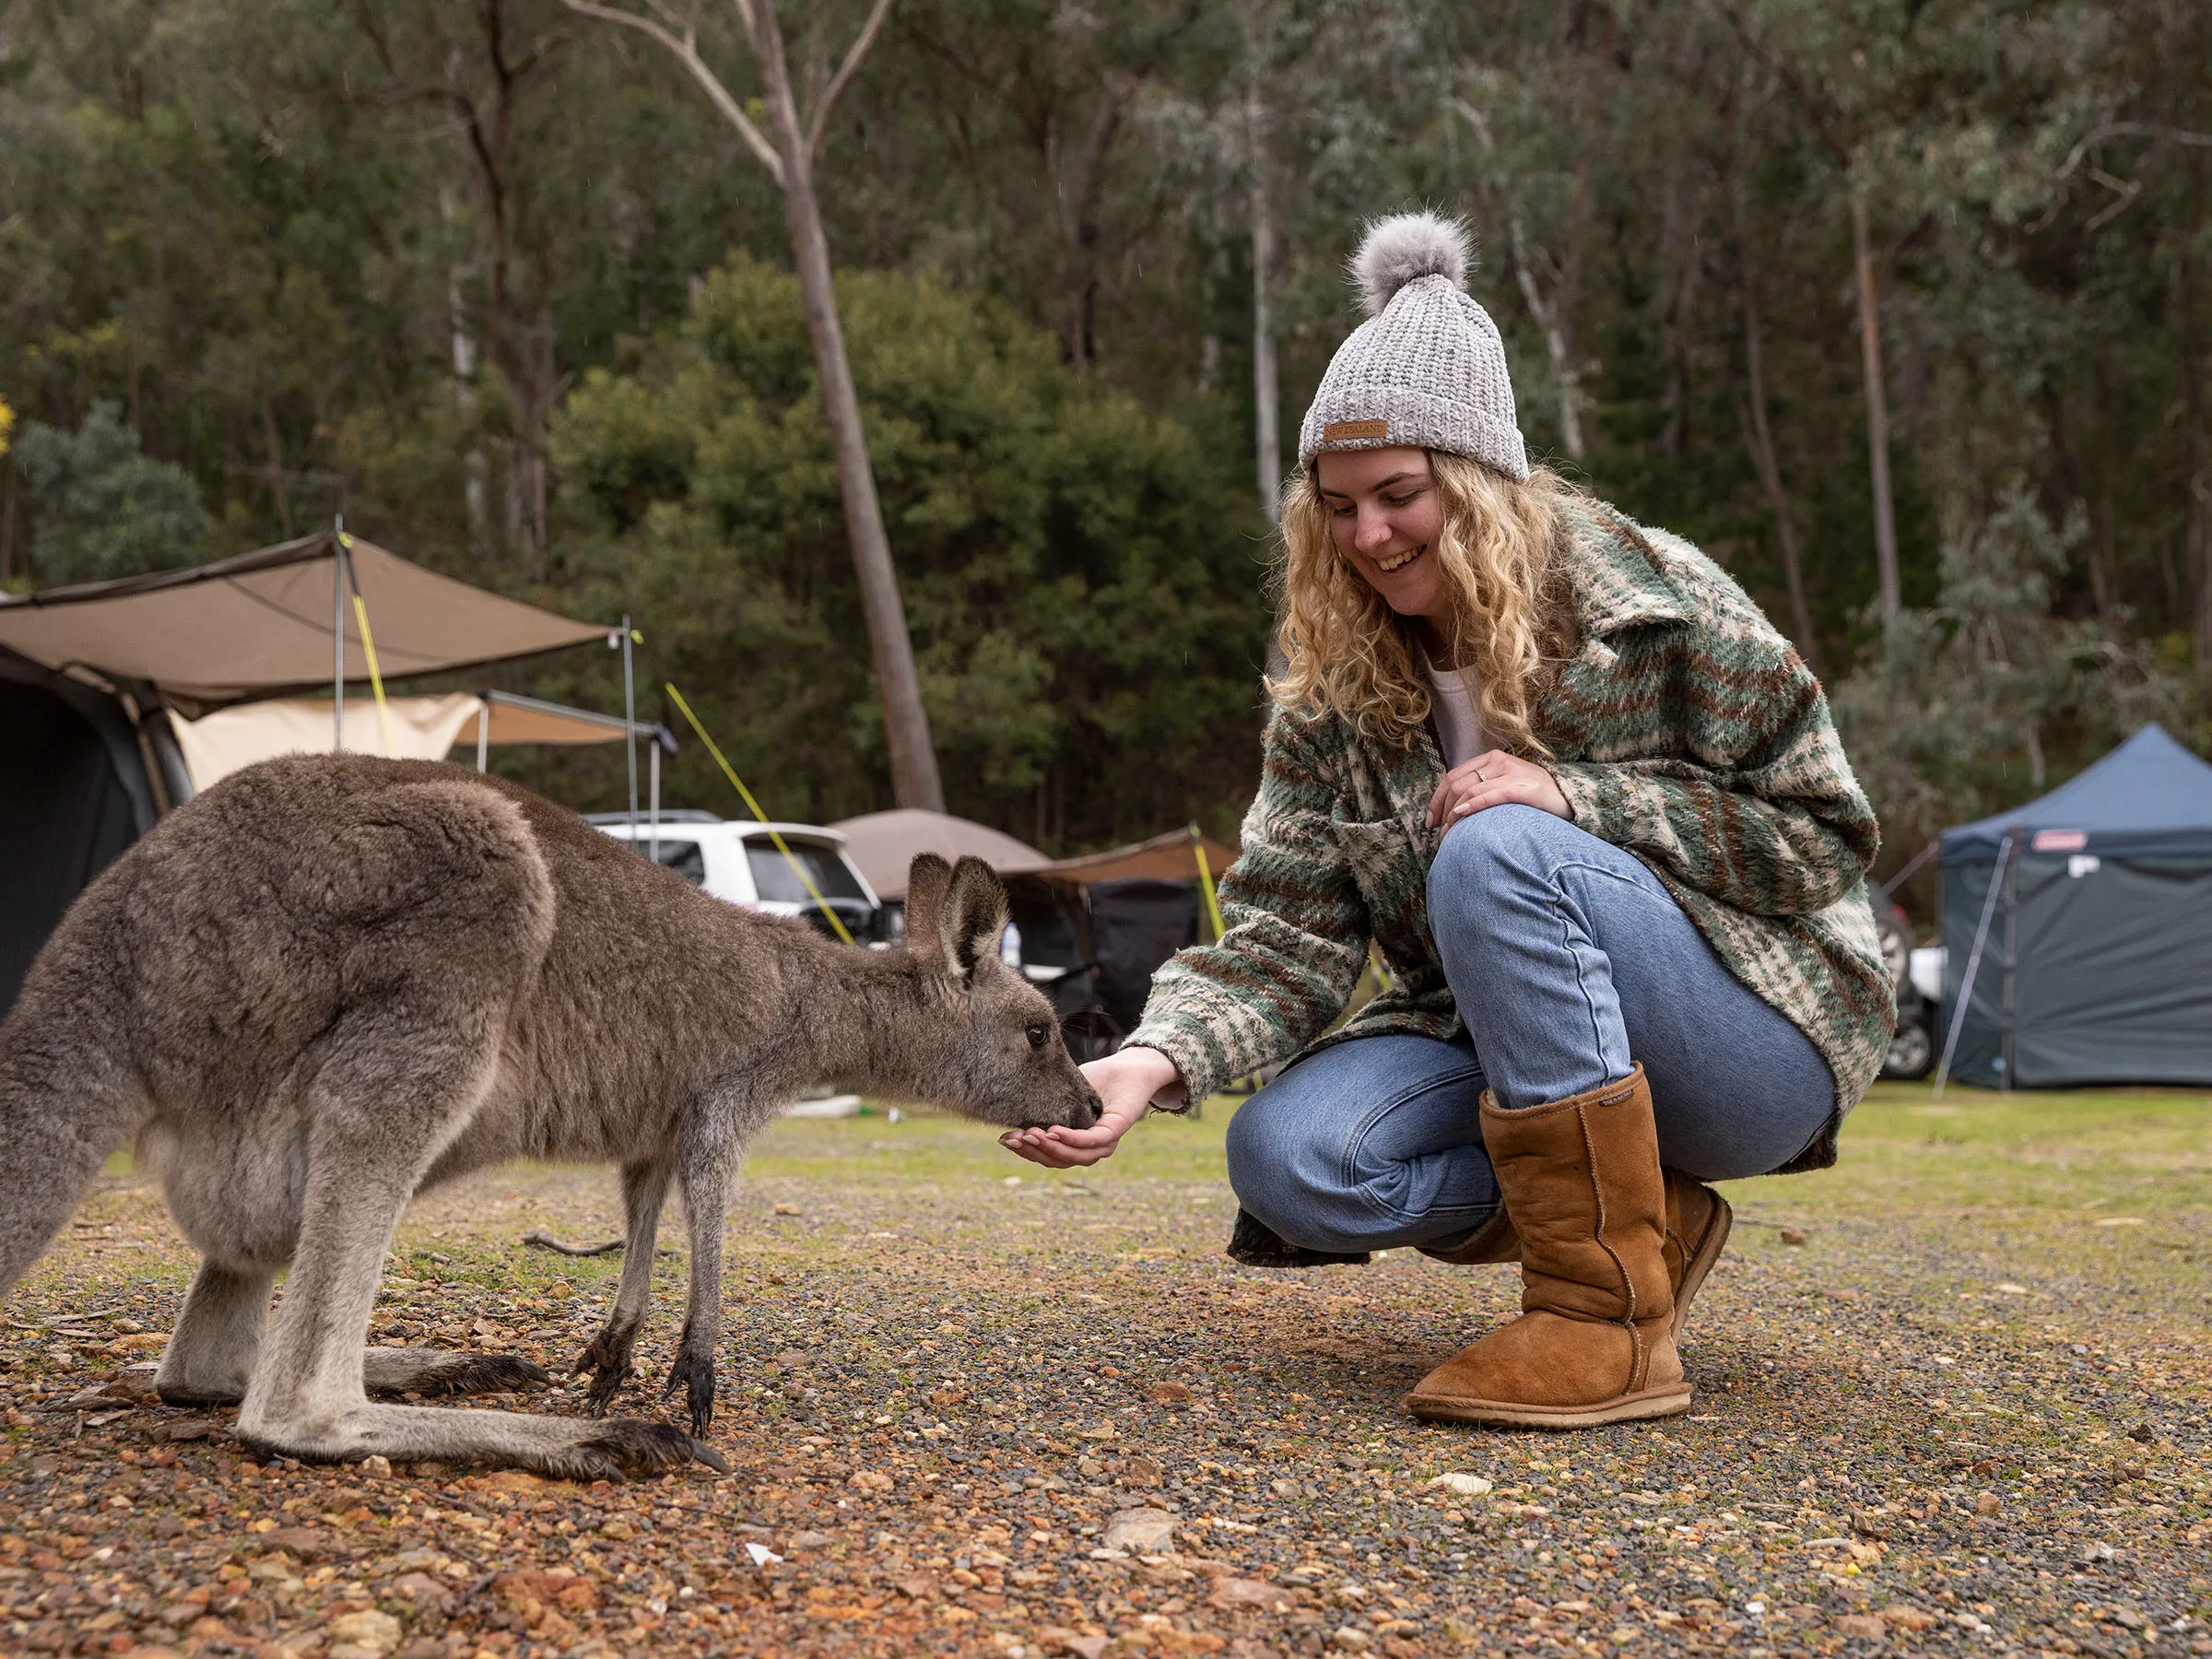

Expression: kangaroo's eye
xmin=1026 ymin=1023 xmax=1051 ymax=1051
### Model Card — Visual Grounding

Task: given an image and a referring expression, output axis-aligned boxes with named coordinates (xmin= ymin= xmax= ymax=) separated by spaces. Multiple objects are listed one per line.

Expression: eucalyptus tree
xmin=561 ymin=0 xmax=945 ymax=811
xmin=1702 ymin=0 xmax=1926 ymax=640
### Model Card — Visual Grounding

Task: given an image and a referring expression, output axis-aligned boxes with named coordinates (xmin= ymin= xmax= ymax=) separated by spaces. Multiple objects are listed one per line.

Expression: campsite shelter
xmin=1938 ymin=723 xmax=2212 ymax=1088
xmin=1033 ymin=829 xmax=1240 ymax=1023
xmin=830 ymin=807 xmax=1053 ymax=900
xmin=166 ymin=690 xmax=674 ymax=794
xmin=830 ymin=810 xmax=1239 ymax=1045
xmin=0 ymin=531 xmax=632 ymax=1016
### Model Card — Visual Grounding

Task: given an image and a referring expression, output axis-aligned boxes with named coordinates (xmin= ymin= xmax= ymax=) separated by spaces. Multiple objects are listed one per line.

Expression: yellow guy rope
xmin=338 ymin=534 xmax=399 ymax=759
xmin=1189 ymin=823 xmax=1225 ymax=943
xmin=663 ymin=682 xmax=856 ymax=947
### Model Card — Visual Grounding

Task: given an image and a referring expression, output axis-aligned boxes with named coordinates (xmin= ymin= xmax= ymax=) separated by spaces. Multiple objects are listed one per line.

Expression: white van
xmin=588 ymin=811 xmax=881 ymax=942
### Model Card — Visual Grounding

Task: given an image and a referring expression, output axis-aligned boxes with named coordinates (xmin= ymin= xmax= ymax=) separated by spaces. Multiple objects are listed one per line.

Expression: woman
xmin=1004 ymin=212 xmax=1894 ymax=1430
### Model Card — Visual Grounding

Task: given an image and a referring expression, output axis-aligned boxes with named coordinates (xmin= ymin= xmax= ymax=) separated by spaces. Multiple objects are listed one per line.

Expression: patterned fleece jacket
xmin=1126 ymin=498 xmax=1897 ymax=1172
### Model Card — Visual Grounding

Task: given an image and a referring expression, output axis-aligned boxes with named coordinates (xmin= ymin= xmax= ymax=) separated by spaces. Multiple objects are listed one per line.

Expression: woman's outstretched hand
xmin=1425 ymin=748 xmax=1571 ymax=829
xmin=999 ymin=1045 xmax=1182 ymax=1169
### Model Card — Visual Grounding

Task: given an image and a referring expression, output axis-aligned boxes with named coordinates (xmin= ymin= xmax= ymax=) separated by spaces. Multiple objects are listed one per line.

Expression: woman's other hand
xmin=999 ymin=1045 xmax=1182 ymax=1169
xmin=1425 ymin=748 xmax=1571 ymax=829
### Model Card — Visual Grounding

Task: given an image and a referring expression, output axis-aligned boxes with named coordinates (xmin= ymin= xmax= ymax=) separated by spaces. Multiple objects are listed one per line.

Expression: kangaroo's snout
xmin=1018 ymin=1075 xmax=1101 ymax=1132
xmin=1067 ymin=1080 xmax=1103 ymax=1132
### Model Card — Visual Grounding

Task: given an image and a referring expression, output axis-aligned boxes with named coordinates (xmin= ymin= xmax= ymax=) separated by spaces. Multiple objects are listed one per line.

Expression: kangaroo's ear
xmin=943 ymin=856 xmax=1009 ymax=984
xmin=904 ymin=853 xmax=954 ymax=971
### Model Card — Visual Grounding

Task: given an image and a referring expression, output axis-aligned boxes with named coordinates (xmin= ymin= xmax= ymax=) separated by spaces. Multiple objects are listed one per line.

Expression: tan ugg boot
xmin=1662 ymin=1169 xmax=1732 ymax=1340
xmin=1418 ymin=1208 xmax=1520 ymax=1265
xmin=1405 ymin=1065 xmax=1691 ymax=1429
xmin=1421 ymin=1163 xmax=1732 ymax=1338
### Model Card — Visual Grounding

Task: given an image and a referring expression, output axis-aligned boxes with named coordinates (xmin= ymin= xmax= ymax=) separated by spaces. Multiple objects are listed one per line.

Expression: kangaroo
xmin=0 ymin=754 xmax=1100 ymax=1479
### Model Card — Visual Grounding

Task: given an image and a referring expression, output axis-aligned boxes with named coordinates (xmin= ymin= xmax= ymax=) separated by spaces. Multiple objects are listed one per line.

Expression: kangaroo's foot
xmin=156 ymin=1261 xmax=276 ymax=1407
xmin=156 ymin=1380 xmax=248 ymax=1407
xmin=662 ymin=1327 xmax=717 ymax=1436
xmin=574 ymin=1324 xmax=641 ymax=1418
xmin=363 ymin=1347 xmax=553 ymax=1399
xmin=236 ymin=1398 xmax=726 ymax=1481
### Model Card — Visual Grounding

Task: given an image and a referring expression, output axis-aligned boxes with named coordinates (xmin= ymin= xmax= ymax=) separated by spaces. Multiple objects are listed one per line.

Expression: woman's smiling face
xmin=1315 ymin=446 xmax=1451 ymax=627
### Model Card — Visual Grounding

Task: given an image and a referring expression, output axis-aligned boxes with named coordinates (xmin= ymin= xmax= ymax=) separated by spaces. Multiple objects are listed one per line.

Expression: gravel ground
xmin=4 ymin=1088 xmax=2206 ymax=1659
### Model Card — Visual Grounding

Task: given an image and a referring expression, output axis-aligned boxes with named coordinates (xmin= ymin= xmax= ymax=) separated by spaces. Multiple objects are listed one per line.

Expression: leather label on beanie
xmin=1322 ymin=418 xmax=1390 ymax=441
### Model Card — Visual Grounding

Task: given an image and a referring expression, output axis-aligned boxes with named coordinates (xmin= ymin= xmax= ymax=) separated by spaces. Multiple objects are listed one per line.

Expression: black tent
xmin=1938 ymin=723 xmax=2212 ymax=1088
xmin=0 ymin=652 xmax=169 ymax=1015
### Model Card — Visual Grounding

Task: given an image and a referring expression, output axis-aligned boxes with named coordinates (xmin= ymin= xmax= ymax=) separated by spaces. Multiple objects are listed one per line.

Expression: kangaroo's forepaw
xmin=373 ymin=1352 xmax=552 ymax=1400
xmin=662 ymin=1349 xmax=717 ymax=1436
xmin=574 ymin=1331 xmax=637 ymax=1418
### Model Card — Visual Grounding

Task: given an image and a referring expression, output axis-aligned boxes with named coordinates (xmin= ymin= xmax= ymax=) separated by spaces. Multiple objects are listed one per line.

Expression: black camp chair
xmin=1052 ymin=877 xmax=1202 ymax=1063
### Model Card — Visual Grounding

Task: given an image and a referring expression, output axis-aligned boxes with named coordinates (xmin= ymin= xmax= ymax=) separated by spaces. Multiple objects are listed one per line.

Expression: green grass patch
xmin=1739 ymin=1079 xmax=2212 ymax=1220
xmin=749 ymin=1082 xmax=2210 ymax=1221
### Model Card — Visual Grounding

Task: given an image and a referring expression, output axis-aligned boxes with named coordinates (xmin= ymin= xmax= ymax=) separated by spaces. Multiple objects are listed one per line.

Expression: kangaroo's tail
xmin=0 ymin=954 xmax=149 ymax=1302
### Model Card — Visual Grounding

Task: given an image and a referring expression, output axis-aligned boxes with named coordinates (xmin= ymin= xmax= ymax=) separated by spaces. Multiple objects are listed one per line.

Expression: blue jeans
xmin=1224 ymin=806 xmax=1836 ymax=1254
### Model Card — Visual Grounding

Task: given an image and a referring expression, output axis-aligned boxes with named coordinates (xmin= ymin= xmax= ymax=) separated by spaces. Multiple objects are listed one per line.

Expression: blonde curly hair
xmin=1271 ymin=453 xmax=1579 ymax=755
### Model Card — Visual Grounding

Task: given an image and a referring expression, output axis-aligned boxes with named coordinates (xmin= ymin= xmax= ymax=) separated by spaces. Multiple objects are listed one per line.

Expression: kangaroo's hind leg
xmin=575 ymin=1158 xmax=673 ymax=1417
xmin=237 ymin=1016 xmax=709 ymax=1479
xmin=155 ymin=1261 xmax=276 ymax=1406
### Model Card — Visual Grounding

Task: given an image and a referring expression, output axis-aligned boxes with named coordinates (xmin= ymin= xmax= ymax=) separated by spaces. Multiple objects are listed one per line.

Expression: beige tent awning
xmin=828 ymin=813 xmax=1242 ymax=899
xmin=0 ymin=532 xmax=610 ymax=708
xmin=1038 ymin=828 xmax=1240 ymax=887
xmin=170 ymin=690 xmax=667 ymax=792
xmin=476 ymin=689 xmax=654 ymax=747
xmin=829 ymin=808 xmax=1053 ymax=900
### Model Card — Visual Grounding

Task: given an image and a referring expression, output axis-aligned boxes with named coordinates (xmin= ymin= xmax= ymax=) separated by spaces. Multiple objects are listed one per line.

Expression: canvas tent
xmin=0 ymin=534 xmax=625 ymax=1017
xmin=1034 ymin=830 xmax=1239 ymax=1036
xmin=168 ymin=690 xmax=675 ymax=793
xmin=1938 ymin=723 xmax=2212 ymax=1089
xmin=1039 ymin=827 xmax=1239 ymax=888
xmin=0 ymin=530 xmax=607 ymax=708
xmin=829 ymin=807 xmax=1053 ymax=900
xmin=828 ymin=810 xmax=1240 ymax=1055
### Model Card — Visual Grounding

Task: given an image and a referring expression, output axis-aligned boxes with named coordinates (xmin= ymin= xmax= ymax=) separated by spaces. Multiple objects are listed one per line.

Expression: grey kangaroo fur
xmin=0 ymin=754 xmax=1100 ymax=1479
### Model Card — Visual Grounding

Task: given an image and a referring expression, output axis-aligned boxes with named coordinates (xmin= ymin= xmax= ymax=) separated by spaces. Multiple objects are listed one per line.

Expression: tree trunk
xmin=1449 ymin=88 xmax=1590 ymax=462
xmin=747 ymin=1 xmax=945 ymax=812
xmin=441 ymin=190 xmax=491 ymax=547
xmin=1655 ymin=167 xmax=1700 ymax=458
xmin=260 ymin=384 xmax=294 ymax=539
xmin=2187 ymin=253 xmax=2212 ymax=667
xmin=1509 ymin=227 xmax=1585 ymax=462
xmin=2090 ymin=490 xmax=2117 ymax=618
xmin=2192 ymin=467 xmax=2212 ymax=669
xmin=1739 ymin=284 xmax=1818 ymax=673
xmin=1248 ymin=86 xmax=1279 ymax=516
xmin=1732 ymin=178 xmax=1817 ymax=670
xmin=1850 ymin=190 xmax=1902 ymax=636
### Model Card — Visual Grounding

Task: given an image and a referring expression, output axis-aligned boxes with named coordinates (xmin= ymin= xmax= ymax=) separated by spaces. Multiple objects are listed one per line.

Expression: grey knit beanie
xmin=1297 ymin=211 xmax=1529 ymax=482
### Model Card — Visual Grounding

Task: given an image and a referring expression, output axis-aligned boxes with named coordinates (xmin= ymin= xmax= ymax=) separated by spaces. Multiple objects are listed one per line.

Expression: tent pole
xmin=1875 ymin=837 xmax=1940 ymax=900
xmin=476 ymin=701 xmax=489 ymax=772
xmin=2000 ymin=819 xmax=2021 ymax=1092
xmin=332 ymin=519 xmax=345 ymax=750
xmin=621 ymin=614 xmax=638 ymax=823
xmin=1934 ymin=830 xmax=2013 ymax=1097
xmin=649 ymin=741 xmax=661 ymax=864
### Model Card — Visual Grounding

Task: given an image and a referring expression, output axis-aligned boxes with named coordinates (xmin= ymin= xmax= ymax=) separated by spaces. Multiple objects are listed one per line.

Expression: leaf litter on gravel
xmin=1 ymin=1090 xmax=2206 ymax=1657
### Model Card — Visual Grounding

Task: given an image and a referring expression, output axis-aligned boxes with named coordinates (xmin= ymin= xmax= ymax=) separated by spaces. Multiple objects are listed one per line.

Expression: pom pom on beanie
xmin=1351 ymin=210 xmax=1475 ymax=316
